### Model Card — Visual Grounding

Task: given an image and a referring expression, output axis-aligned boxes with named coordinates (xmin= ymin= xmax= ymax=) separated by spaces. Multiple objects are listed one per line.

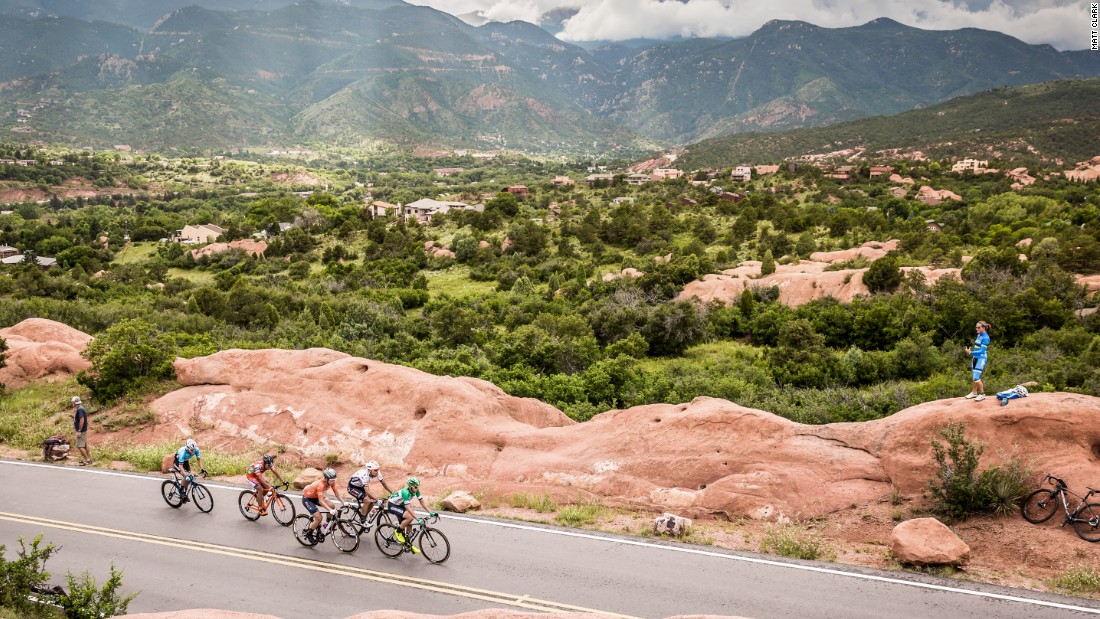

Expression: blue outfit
xmin=970 ymin=332 xmax=990 ymax=381
xmin=174 ymin=446 xmax=200 ymax=472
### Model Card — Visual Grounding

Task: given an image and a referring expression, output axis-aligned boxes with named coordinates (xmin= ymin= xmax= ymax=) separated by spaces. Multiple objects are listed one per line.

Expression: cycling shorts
xmin=246 ymin=473 xmax=267 ymax=489
xmin=971 ymin=357 xmax=987 ymax=381
xmin=386 ymin=503 xmax=406 ymax=519
xmin=174 ymin=457 xmax=192 ymax=473
xmin=346 ymin=484 xmax=365 ymax=501
xmin=302 ymin=497 xmax=321 ymax=515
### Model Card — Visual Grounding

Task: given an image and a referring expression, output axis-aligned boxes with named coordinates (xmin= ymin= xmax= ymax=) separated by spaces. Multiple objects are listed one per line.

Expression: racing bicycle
xmin=292 ymin=508 xmax=359 ymax=552
xmin=238 ymin=482 xmax=295 ymax=526
xmin=330 ymin=497 xmax=395 ymax=553
xmin=375 ymin=513 xmax=450 ymax=564
xmin=1021 ymin=474 xmax=1100 ymax=542
xmin=162 ymin=468 xmax=213 ymax=513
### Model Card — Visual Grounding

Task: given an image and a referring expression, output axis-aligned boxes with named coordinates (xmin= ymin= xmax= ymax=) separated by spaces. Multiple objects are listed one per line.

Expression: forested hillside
xmin=1 ymin=143 xmax=1098 ymax=424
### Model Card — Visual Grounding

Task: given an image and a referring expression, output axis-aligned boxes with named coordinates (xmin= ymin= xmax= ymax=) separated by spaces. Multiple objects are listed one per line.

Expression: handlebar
xmin=1045 ymin=473 xmax=1068 ymax=489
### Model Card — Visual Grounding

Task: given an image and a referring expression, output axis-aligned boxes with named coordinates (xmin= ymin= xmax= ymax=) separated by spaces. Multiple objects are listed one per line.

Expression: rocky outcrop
xmin=810 ymin=240 xmax=899 ymax=263
xmin=0 ymin=318 xmax=91 ymax=389
xmin=190 ymin=240 xmax=267 ymax=260
xmin=890 ymin=518 xmax=970 ymax=566
xmin=151 ymin=348 xmax=1100 ymax=522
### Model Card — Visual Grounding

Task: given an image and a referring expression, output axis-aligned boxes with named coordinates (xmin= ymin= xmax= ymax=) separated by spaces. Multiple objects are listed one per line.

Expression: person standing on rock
xmin=964 ymin=321 xmax=991 ymax=402
xmin=72 ymin=396 xmax=90 ymax=465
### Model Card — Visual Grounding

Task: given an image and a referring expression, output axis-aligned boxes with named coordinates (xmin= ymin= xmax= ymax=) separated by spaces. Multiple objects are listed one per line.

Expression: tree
xmin=77 ymin=318 xmax=178 ymax=401
xmin=760 ymin=249 xmax=776 ymax=276
xmin=863 ymin=255 xmax=903 ymax=293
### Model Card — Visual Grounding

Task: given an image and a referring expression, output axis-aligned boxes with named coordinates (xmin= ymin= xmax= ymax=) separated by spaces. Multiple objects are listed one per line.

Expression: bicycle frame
xmin=1048 ymin=477 xmax=1096 ymax=525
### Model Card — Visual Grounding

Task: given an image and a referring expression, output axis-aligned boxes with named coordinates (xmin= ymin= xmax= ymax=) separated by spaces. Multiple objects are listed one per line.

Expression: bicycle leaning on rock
xmin=1020 ymin=473 xmax=1100 ymax=542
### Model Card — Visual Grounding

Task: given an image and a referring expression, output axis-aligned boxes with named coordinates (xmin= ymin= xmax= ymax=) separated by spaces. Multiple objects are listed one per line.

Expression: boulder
xmin=890 ymin=518 xmax=970 ymax=566
xmin=294 ymin=467 xmax=324 ymax=489
xmin=161 ymin=453 xmax=176 ymax=474
xmin=441 ymin=490 xmax=481 ymax=513
xmin=0 ymin=318 xmax=92 ymax=389
xmin=190 ymin=240 xmax=267 ymax=260
xmin=654 ymin=513 xmax=692 ymax=537
xmin=150 ymin=347 xmax=1100 ymax=521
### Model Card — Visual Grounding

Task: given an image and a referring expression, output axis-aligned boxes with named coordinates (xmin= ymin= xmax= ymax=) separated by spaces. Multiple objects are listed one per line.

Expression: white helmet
xmin=323 ymin=468 xmax=337 ymax=480
xmin=364 ymin=460 xmax=379 ymax=472
xmin=185 ymin=438 xmax=198 ymax=453
xmin=1014 ymin=385 xmax=1029 ymax=397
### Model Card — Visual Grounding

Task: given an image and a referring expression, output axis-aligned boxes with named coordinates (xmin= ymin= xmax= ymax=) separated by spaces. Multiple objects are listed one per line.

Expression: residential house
xmin=16 ymin=160 xmax=36 ymax=167
xmin=952 ymin=159 xmax=988 ymax=173
xmin=48 ymin=160 xmax=64 ymax=166
xmin=926 ymin=220 xmax=943 ymax=232
xmin=611 ymin=197 xmax=636 ymax=205
xmin=506 ymin=185 xmax=529 ymax=196
xmin=551 ymin=176 xmax=575 ymax=187
xmin=731 ymin=166 xmax=752 ymax=182
xmin=368 ymin=201 xmax=401 ymax=218
xmin=403 ymin=198 xmax=482 ymax=223
xmin=826 ymin=165 xmax=855 ymax=181
xmin=1 ymin=253 xmax=55 ymax=268
xmin=584 ymin=173 xmax=614 ymax=186
xmin=0 ymin=245 xmax=19 ymax=259
xmin=650 ymin=168 xmax=683 ymax=181
xmin=433 ymin=167 xmax=465 ymax=177
xmin=177 ymin=224 xmax=226 ymax=244
xmin=0 ymin=159 xmax=15 ymax=165
xmin=869 ymin=165 xmax=894 ymax=178
xmin=625 ymin=173 xmax=650 ymax=186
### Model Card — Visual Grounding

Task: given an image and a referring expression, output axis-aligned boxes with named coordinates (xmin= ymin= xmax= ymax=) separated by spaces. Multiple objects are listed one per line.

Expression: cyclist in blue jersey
xmin=385 ymin=477 xmax=435 ymax=543
xmin=964 ymin=320 xmax=991 ymax=402
xmin=173 ymin=438 xmax=207 ymax=502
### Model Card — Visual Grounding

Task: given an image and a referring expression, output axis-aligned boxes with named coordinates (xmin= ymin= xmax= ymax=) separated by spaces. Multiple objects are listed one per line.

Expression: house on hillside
xmin=754 ymin=165 xmax=780 ymax=176
xmin=0 ymin=245 xmax=19 ymax=259
xmin=506 ymin=185 xmax=529 ymax=196
xmin=952 ymin=159 xmax=988 ymax=173
xmin=926 ymin=220 xmax=944 ymax=232
xmin=584 ymin=173 xmax=614 ymax=186
xmin=651 ymin=168 xmax=684 ymax=181
xmin=869 ymin=165 xmax=894 ymax=178
xmin=1 ymin=252 xmax=55 ymax=268
xmin=177 ymin=224 xmax=226 ymax=244
xmin=731 ymin=166 xmax=752 ymax=182
xmin=403 ymin=198 xmax=482 ymax=223
xmin=625 ymin=173 xmax=650 ymax=186
xmin=433 ymin=167 xmax=464 ymax=177
xmin=368 ymin=201 xmax=401 ymax=218
xmin=551 ymin=176 xmax=575 ymax=187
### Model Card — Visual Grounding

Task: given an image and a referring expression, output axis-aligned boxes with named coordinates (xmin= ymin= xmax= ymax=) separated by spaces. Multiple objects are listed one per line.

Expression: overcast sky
xmin=406 ymin=0 xmax=1090 ymax=51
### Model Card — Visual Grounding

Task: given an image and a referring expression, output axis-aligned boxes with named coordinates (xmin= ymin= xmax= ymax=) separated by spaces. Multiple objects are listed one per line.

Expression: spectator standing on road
xmin=72 ymin=396 xmax=90 ymax=465
xmin=964 ymin=321 xmax=991 ymax=402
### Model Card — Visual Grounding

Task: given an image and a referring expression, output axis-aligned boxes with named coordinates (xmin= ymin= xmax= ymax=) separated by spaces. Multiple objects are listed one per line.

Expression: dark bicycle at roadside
xmin=1021 ymin=473 xmax=1100 ymax=542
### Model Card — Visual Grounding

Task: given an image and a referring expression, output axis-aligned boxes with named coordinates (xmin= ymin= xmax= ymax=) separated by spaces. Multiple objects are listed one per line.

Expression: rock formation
xmin=150 ymin=348 xmax=1100 ymax=522
xmin=0 ymin=318 xmax=91 ymax=389
xmin=190 ymin=240 xmax=267 ymax=260
xmin=890 ymin=518 xmax=970 ymax=566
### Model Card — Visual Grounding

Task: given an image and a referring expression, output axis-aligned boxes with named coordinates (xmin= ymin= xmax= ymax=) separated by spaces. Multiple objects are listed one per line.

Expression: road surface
xmin=0 ymin=460 xmax=1097 ymax=618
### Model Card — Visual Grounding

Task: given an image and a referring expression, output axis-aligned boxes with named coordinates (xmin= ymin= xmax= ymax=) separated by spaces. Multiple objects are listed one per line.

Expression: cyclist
xmin=173 ymin=439 xmax=206 ymax=502
xmin=245 ymin=454 xmax=288 ymax=515
xmin=302 ymin=468 xmax=344 ymax=541
xmin=386 ymin=477 xmax=435 ymax=544
xmin=347 ymin=460 xmax=395 ymax=522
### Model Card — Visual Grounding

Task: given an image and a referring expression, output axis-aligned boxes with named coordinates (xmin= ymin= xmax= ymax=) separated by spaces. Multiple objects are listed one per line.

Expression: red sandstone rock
xmin=152 ymin=347 xmax=1100 ymax=522
xmin=0 ymin=318 xmax=92 ymax=389
xmin=190 ymin=239 xmax=267 ymax=260
xmin=810 ymin=240 xmax=899 ymax=263
xmin=890 ymin=517 xmax=970 ymax=566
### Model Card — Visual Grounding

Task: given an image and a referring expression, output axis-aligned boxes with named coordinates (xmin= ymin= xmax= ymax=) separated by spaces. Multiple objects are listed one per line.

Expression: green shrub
xmin=58 ymin=566 xmax=136 ymax=619
xmin=1052 ymin=565 xmax=1100 ymax=596
xmin=77 ymin=318 xmax=178 ymax=402
xmin=0 ymin=536 xmax=55 ymax=615
xmin=508 ymin=493 xmax=557 ymax=513
xmin=928 ymin=421 xmax=1032 ymax=520
xmin=555 ymin=502 xmax=604 ymax=527
xmin=759 ymin=523 xmax=835 ymax=561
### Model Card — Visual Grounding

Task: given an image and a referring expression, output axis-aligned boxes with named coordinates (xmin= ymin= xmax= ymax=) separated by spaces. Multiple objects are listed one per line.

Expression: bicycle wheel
xmin=161 ymin=480 xmax=183 ymax=508
xmin=293 ymin=515 xmax=318 ymax=547
xmin=375 ymin=523 xmax=404 ymax=558
xmin=1072 ymin=504 xmax=1100 ymax=542
xmin=332 ymin=519 xmax=361 ymax=553
xmin=238 ymin=491 xmax=262 ymax=521
xmin=1021 ymin=489 xmax=1058 ymax=523
xmin=271 ymin=493 xmax=296 ymax=526
xmin=417 ymin=527 xmax=451 ymax=564
xmin=191 ymin=483 xmax=214 ymax=513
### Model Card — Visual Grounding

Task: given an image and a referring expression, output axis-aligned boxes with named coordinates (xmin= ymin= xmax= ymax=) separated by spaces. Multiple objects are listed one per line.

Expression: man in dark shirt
xmin=72 ymin=396 xmax=90 ymax=465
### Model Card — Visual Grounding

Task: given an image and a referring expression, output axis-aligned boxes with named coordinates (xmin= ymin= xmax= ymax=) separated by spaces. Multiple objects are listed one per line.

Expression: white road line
xmin=4 ymin=459 xmax=1099 ymax=615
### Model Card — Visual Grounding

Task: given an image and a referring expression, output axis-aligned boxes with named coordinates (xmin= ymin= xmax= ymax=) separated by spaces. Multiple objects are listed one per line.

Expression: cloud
xmin=404 ymin=0 xmax=1087 ymax=50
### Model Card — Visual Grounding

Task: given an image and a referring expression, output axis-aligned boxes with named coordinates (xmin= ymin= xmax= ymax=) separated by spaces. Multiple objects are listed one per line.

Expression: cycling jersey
xmin=971 ymin=332 xmax=990 ymax=360
xmin=388 ymin=486 xmax=421 ymax=506
xmin=175 ymin=446 xmax=200 ymax=462
xmin=246 ymin=459 xmax=272 ymax=475
xmin=348 ymin=468 xmax=384 ymax=488
xmin=302 ymin=479 xmax=335 ymax=500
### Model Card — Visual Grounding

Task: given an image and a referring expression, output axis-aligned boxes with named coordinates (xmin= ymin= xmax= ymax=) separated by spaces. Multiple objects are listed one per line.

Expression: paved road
xmin=1 ymin=460 xmax=1098 ymax=619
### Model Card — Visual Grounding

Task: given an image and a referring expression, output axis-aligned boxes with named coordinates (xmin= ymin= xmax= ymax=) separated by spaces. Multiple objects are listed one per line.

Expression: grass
xmin=508 ymin=492 xmax=557 ymax=513
xmin=759 ymin=522 xmax=836 ymax=561
xmin=92 ymin=439 xmax=254 ymax=476
xmin=166 ymin=268 xmax=215 ymax=285
xmin=1051 ymin=565 xmax=1100 ymax=597
xmin=424 ymin=266 xmax=497 ymax=299
xmin=0 ymin=380 xmax=78 ymax=451
xmin=111 ymin=242 xmax=159 ymax=265
xmin=555 ymin=501 xmax=604 ymax=527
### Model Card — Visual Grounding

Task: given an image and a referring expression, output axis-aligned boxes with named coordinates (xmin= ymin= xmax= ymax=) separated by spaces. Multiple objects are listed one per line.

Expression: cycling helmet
xmin=185 ymin=438 xmax=198 ymax=453
xmin=323 ymin=468 xmax=337 ymax=480
xmin=1014 ymin=384 xmax=1029 ymax=397
xmin=262 ymin=454 xmax=275 ymax=467
xmin=364 ymin=460 xmax=379 ymax=472
xmin=407 ymin=476 xmax=420 ymax=488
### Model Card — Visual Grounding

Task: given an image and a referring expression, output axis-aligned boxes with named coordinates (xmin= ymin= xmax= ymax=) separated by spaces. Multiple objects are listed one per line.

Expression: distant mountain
xmin=1 ymin=4 xmax=1098 ymax=154
xmin=677 ymin=78 xmax=1100 ymax=168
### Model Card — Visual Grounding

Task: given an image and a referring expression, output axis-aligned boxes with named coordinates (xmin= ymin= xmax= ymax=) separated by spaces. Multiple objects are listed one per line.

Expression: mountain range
xmin=1 ymin=0 xmax=1098 ymax=155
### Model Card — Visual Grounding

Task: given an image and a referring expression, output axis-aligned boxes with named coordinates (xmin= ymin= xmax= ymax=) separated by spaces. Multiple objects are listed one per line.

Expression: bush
xmin=77 ymin=318 xmax=178 ymax=401
xmin=927 ymin=421 xmax=1032 ymax=520
xmin=58 ymin=567 xmax=136 ymax=619
xmin=1051 ymin=565 xmax=1100 ymax=596
xmin=759 ymin=523 xmax=835 ymax=561
xmin=555 ymin=502 xmax=604 ymax=527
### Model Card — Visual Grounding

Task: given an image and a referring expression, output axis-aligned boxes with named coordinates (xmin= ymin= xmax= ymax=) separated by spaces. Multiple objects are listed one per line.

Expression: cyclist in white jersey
xmin=346 ymin=460 xmax=394 ymax=521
